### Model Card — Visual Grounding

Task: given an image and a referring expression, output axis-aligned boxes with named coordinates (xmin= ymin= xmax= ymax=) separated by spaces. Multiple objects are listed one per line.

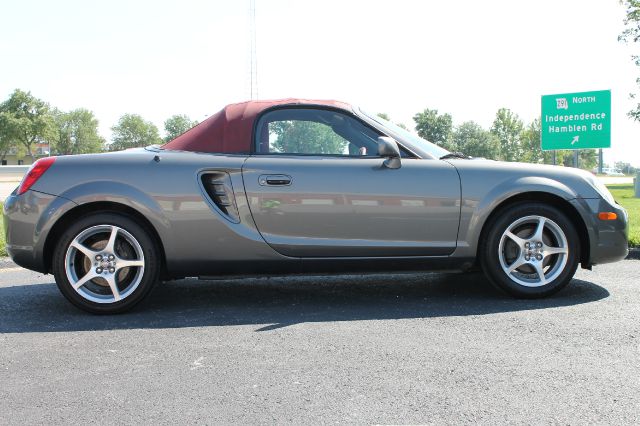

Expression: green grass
xmin=607 ymin=184 xmax=640 ymax=247
xmin=0 ymin=202 xmax=5 ymax=257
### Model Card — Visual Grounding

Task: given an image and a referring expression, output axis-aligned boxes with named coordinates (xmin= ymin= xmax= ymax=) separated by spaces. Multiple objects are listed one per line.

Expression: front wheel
xmin=52 ymin=213 xmax=160 ymax=314
xmin=480 ymin=202 xmax=580 ymax=298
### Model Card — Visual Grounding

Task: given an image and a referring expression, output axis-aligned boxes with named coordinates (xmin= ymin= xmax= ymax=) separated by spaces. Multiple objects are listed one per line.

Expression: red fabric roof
xmin=163 ymin=98 xmax=352 ymax=153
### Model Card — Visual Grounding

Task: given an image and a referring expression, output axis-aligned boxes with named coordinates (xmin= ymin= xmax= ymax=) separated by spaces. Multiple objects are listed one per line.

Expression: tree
xmin=110 ymin=114 xmax=161 ymax=151
xmin=619 ymin=0 xmax=640 ymax=120
xmin=574 ymin=149 xmax=597 ymax=170
xmin=542 ymin=149 xmax=569 ymax=166
xmin=0 ymin=111 xmax=17 ymax=161
xmin=557 ymin=149 xmax=597 ymax=170
xmin=615 ymin=161 xmax=636 ymax=174
xmin=0 ymin=89 xmax=54 ymax=159
xmin=490 ymin=108 xmax=524 ymax=162
xmin=271 ymin=120 xmax=347 ymax=154
xmin=561 ymin=152 xmax=576 ymax=168
xmin=452 ymin=121 xmax=500 ymax=159
xmin=520 ymin=118 xmax=543 ymax=163
xmin=413 ymin=108 xmax=455 ymax=151
xmin=52 ymin=109 xmax=105 ymax=155
xmin=164 ymin=114 xmax=198 ymax=142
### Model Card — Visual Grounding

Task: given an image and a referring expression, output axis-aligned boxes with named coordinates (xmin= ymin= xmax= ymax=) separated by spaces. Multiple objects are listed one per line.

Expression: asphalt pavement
xmin=0 ymin=261 xmax=639 ymax=424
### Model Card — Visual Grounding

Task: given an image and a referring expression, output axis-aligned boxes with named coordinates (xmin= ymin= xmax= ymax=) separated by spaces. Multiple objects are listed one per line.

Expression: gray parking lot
xmin=0 ymin=260 xmax=639 ymax=424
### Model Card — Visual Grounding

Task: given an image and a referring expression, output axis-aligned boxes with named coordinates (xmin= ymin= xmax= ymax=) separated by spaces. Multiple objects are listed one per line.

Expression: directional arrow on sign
xmin=571 ymin=136 xmax=579 ymax=145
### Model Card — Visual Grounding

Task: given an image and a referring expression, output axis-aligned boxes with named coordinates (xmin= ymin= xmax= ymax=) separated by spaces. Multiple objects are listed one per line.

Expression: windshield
xmin=358 ymin=108 xmax=450 ymax=159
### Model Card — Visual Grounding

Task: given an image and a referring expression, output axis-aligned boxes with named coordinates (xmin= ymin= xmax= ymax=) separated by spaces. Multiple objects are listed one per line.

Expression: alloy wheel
xmin=64 ymin=224 xmax=145 ymax=303
xmin=498 ymin=215 xmax=569 ymax=287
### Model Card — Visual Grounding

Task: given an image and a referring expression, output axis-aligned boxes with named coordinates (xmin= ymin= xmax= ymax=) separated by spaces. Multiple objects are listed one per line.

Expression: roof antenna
xmin=249 ymin=0 xmax=258 ymax=100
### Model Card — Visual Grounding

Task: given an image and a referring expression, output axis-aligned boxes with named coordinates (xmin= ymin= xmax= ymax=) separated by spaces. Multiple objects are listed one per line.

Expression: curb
xmin=627 ymin=248 xmax=640 ymax=260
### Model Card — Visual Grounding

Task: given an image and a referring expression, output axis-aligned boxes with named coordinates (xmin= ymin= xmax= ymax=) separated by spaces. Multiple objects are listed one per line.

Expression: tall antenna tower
xmin=249 ymin=0 xmax=258 ymax=100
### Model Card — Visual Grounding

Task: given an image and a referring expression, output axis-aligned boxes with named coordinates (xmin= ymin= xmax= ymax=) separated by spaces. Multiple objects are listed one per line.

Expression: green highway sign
xmin=541 ymin=89 xmax=611 ymax=150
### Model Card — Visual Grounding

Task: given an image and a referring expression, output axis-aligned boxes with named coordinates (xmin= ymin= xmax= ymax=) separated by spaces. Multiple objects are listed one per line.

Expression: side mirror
xmin=378 ymin=136 xmax=401 ymax=169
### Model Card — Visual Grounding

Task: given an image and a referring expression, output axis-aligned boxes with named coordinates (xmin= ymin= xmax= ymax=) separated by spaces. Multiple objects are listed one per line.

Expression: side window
xmin=256 ymin=108 xmax=381 ymax=156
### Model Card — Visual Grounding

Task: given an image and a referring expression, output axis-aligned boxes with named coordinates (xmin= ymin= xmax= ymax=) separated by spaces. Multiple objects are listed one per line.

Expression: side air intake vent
xmin=201 ymin=172 xmax=240 ymax=223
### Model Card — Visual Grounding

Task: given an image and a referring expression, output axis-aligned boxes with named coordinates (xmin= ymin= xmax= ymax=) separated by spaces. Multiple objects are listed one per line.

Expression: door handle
xmin=259 ymin=174 xmax=292 ymax=186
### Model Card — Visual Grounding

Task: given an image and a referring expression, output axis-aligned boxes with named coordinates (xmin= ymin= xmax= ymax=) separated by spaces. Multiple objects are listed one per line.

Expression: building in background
xmin=1 ymin=143 xmax=49 ymax=166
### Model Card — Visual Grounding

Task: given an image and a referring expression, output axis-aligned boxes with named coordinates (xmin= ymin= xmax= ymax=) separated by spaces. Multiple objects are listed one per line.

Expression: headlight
xmin=585 ymin=174 xmax=616 ymax=205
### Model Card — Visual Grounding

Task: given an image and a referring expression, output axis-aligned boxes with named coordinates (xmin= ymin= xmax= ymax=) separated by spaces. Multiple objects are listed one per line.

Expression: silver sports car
xmin=3 ymin=99 xmax=629 ymax=313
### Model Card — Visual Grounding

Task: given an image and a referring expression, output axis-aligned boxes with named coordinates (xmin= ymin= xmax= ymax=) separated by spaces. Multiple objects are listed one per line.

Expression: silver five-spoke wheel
xmin=498 ymin=215 xmax=569 ymax=287
xmin=54 ymin=213 xmax=160 ymax=313
xmin=481 ymin=202 xmax=579 ymax=298
xmin=65 ymin=225 xmax=145 ymax=303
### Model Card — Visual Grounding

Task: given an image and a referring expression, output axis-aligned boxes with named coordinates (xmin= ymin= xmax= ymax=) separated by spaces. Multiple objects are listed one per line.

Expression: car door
xmin=242 ymin=107 xmax=460 ymax=257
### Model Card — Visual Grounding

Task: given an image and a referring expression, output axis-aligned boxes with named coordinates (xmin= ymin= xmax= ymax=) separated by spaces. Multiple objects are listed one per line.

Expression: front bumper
xmin=3 ymin=189 xmax=76 ymax=273
xmin=571 ymin=198 xmax=629 ymax=266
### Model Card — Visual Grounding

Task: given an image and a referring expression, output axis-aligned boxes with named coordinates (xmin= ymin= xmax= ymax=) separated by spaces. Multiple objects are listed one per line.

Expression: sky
xmin=1 ymin=0 xmax=639 ymax=167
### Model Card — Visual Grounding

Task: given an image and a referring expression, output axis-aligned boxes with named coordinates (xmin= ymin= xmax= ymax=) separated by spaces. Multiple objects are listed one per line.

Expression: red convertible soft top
xmin=163 ymin=98 xmax=352 ymax=153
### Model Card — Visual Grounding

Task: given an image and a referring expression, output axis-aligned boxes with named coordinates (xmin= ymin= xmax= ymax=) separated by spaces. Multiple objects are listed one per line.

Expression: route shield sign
xmin=541 ymin=90 xmax=611 ymax=150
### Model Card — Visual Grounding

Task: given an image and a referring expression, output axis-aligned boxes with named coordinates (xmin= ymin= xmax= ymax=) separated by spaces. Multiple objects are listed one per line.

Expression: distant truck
xmin=601 ymin=168 xmax=625 ymax=176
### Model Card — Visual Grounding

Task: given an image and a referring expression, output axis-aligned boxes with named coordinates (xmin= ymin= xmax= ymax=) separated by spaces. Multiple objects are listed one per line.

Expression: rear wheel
xmin=480 ymin=202 xmax=580 ymax=298
xmin=52 ymin=213 xmax=160 ymax=314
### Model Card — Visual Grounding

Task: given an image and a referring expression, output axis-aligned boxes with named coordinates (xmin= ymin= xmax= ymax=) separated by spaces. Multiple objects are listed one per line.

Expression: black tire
xmin=52 ymin=212 xmax=160 ymax=314
xmin=480 ymin=202 xmax=580 ymax=298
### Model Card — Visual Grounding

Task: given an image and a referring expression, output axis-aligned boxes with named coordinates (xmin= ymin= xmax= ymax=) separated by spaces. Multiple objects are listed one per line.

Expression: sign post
xmin=598 ymin=148 xmax=603 ymax=173
xmin=541 ymin=90 xmax=611 ymax=167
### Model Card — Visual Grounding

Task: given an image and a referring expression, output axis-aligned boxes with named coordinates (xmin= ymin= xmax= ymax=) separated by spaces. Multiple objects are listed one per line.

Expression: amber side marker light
xmin=598 ymin=212 xmax=618 ymax=221
xmin=17 ymin=157 xmax=56 ymax=195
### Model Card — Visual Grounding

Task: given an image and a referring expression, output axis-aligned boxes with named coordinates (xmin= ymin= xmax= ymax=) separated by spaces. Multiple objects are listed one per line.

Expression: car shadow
xmin=0 ymin=272 xmax=609 ymax=334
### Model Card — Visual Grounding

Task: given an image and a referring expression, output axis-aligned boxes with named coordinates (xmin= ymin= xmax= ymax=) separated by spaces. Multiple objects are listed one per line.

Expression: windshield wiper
xmin=440 ymin=152 xmax=471 ymax=160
